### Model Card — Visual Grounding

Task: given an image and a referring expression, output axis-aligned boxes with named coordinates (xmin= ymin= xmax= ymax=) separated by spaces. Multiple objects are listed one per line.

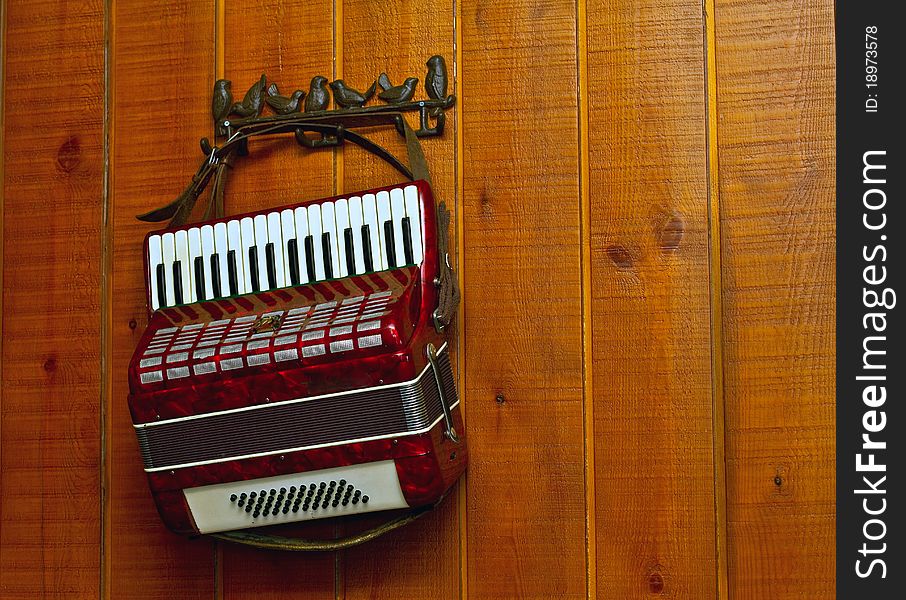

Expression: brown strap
xmin=210 ymin=502 xmax=434 ymax=552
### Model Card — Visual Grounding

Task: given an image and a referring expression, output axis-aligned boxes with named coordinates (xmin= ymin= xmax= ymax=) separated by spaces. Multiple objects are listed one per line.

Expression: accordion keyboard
xmin=145 ymin=184 xmax=424 ymax=310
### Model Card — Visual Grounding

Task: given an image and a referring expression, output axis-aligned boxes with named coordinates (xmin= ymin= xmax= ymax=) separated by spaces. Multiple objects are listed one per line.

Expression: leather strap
xmin=210 ymin=502 xmax=435 ymax=552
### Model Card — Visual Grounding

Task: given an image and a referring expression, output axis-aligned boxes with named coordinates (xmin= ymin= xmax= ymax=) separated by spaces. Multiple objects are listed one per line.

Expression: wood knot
xmin=128 ymin=318 xmax=138 ymax=331
xmin=772 ymin=465 xmax=792 ymax=498
xmin=56 ymin=136 xmax=82 ymax=173
xmin=479 ymin=190 xmax=494 ymax=220
xmin=657 ymin=212 xmax=685 ymax=251
xmin=495 ymin=393 xmax=506 ymax=405
xmin=606 ymin=244 xmax=634 ymax=270
xmin=646 ymin=569 xmax=665 ymax=594
xmin=43 ymin=356 xmax=57 ymax=373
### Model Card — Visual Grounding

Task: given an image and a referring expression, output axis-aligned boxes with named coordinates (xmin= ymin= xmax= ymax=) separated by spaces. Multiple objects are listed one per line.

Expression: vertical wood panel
xmin=0 ymin=2 xmax=104 ymax=597
xmin=715 ymin=1 xmax=836 ymax=597
xmin=339 ymin=3 xmax=461 ymax=598
xmin=460 ymin=1 xmax=587 ymax=597
xmin=586 ymin=1 xmax=718 ymax=597
xmin=220 ymin=3 xmax=337 ymax=596
xmin=221 ymin=0 xmax=336 ymax=216
xmin=107 ymin=3 xmax=216 ymax=597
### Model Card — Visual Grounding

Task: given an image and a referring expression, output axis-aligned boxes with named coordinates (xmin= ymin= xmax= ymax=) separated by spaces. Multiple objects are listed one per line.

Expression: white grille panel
xmin=184 ymin=460 xmax=408 ymax=533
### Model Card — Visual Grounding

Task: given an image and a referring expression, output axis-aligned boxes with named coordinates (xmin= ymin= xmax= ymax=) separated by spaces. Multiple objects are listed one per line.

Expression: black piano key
xmin=321 ymin=232 xmax=334 ymax=279
xmin=210 ymin=253 xmax=222 ymax=298
xmin=172 ymin=261 xmax=184 ymax=305
xmin=193 ymin=256 xmax=205 ymax=301
xmin=155 ymin=264 xmax=167 ymax=308
xmin=401 ymin=216 xmax=414 ymax=265
xmin=248 ymin=246 xmax=260 ymax=292
xmin=343 ymin=228 xmax=356 ymax=275
xmin=383 ymin=220 xmax=397 ymax=268
xmin=303 ymin=235 xmax=316 ymax=281
xmin=287 ymin=239 xmax=301 ymax=286
xmin=227 ymin=250 xmax=239 ymax=296
xmin=265 ymin=242 xmax=277 ymax=289
xmin=361 ymin=225 xmax=374 ymax=272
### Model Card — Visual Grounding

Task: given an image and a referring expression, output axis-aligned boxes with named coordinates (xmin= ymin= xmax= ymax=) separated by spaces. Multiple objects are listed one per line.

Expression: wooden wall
xmin=0 ymin=0 xmax=835 ymax=598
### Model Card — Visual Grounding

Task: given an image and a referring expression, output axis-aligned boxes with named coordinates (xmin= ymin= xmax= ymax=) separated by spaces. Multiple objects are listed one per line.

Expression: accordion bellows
xmin=128 ymin=180 xmax=466 ymax=535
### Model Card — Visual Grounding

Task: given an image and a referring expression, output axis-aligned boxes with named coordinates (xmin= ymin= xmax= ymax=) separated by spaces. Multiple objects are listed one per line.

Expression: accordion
xmin=128 ymin=180 xmax=466 ymax=536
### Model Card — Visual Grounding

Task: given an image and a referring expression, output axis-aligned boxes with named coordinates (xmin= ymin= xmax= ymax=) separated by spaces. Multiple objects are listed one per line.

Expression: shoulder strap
xmin=210 ymin=502 xmax=435 ymax=551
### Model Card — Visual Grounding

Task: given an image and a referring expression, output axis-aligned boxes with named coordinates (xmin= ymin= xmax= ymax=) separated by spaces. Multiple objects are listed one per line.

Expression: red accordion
xmin=128 ymin=180 xmax=466 ymax=535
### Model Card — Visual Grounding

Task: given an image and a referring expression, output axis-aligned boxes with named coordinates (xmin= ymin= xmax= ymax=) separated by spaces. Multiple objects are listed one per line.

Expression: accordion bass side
xmin=128 ymin=180 xmax=466 ymax=535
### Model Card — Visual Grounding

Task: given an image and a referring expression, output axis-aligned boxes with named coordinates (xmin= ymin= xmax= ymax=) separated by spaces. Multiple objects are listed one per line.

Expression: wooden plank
xmin=460 ymin=2 xmax=587 ymax=598
xmin=220 ymin=0 xmax=336 ymax=217
xmin=219 ymin=3 xmax=337 ymax=597
xmin=0 ymin=2 xmax=104 ymax=597
xmin=715 ymin=1 xmax=836 ymax=598
xmin=338 ymin=3 xmax=461 ymax=598
xmin=586 ymin=1 xmax=719 ymax=597
xmin=704 ymin=0 xmax=730 ymax=596
xmin=106 ymin=3 xmax=216 ymax=597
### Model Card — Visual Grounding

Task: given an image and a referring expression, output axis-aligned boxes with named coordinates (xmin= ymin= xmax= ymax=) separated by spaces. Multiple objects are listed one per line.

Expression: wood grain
xmin=220 ymin=3 xmax=338 ymax=597
xmin=0 ymin=2 xmax=104 ymax=597
xmin=106 ymin=3 xmax=216 ymax=597
xmin=221 ymin=0 xmax=336 ymax=217
xmin=460 ymin=1 xmax=587 ymax=598
xmin=586 ymin=1 xmax=719 ymax=597
xmin=338 ymin=2 xmax=461 ymax=599
xmin=0 ymin=1 xmax=843 ymax=597
xmin=715 ymin=1 xmax=836 ymax=598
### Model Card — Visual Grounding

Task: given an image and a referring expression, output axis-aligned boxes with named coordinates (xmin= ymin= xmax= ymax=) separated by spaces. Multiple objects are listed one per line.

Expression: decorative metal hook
xmin=294 ymin=124 xmax=344 ymax=148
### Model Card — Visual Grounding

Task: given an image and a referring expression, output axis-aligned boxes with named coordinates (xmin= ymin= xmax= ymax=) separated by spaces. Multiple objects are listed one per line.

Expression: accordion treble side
xmin=128 ymin=180 xmax=466 ymax=535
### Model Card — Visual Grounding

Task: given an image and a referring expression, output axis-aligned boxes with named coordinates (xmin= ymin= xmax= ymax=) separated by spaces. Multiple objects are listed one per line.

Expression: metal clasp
xmin=426 ymin=343 xmax=459 ymax=443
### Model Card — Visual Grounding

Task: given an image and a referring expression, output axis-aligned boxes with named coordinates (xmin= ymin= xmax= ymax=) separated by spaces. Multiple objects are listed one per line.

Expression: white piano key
xmin=147 ymin=234 xmax=163 ymax=311
xmin=214 ymin=222 xmax=231 ymax=298
xmin=227 ymin=220 xmax=246 ymax=296
xmin=267 ymin=212 xmax=286 ymax=289
xmin=376 ymin=191 xmax=392 ymax=270
xmin=321 ymin=201 xmax=340 ymax=279
xmin=293 ymin=206 xmax=310 ymax=284
xmin=174 ymin=230 xmax=191 ymax=304
xmin=161 ymin=232 xmax=176 ymax=307
xmin=253 ymin=215 xmax=269 ymax=291
xmin=187 ymin=227 xmax=202 ymax=303
xmin=239 ymin=217 xmax=255 ymax=294
xmin=362 ymin=193 xmax=381 ymax=272
xmin=334 ymin=198 xmax=350 ymax=277
xmin=200 ymin=225 xmax=216 ymax=300
xmin=404 ymin=185 xmax=424 ymax=264
xmin=307 ymin=204 xmax=325 ymax=281
xmin=389 ymin=188 xmax=407 ymax=267
xmin=348 ymin=196 xmax=366 ymax=275
xmin=280 ymin=209 xmax=296 ymax=284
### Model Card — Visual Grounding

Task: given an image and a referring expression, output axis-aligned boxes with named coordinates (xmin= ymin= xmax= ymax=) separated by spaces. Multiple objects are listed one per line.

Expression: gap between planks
xmin=101 ymin=0 xmax=115 ymax=597
xmin=576 ymin=0 xmax=596 ymax=598
xmin=703 ymin=0 xmax=729 ymax=598
xmin=453 ymin=0 xmax=468 ymax=596
xmin=0 ymin=0 xmax=8 ymax=457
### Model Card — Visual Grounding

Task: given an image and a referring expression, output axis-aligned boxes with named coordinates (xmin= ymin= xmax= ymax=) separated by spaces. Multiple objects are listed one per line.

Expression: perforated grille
xmin=228 ymin=479 xmax=370 ymax=517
